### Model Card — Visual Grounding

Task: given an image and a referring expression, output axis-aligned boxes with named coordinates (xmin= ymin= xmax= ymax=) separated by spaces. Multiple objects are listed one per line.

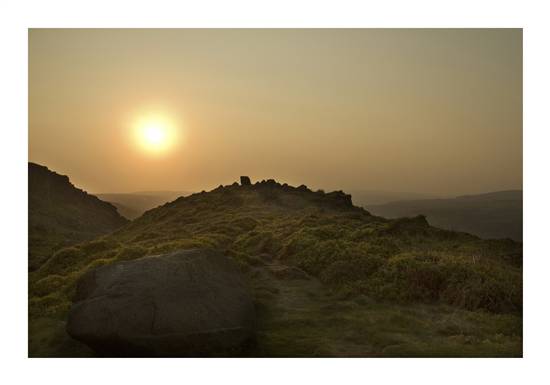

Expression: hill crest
xmin=28 ymin=162 xmax=128 ymax=270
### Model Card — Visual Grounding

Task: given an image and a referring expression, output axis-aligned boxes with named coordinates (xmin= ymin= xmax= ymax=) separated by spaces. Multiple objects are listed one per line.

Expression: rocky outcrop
xmin=66 ymin=249 xmax=256 ymax=357
xmin=325 ymin=190 xmax=353 ymax=207
xmin=385 ymin=215 xmax=430 ymax=236
xmin=159 ymin=177 xmax=360 ymax=219
xmin=240 ymin=176 xmax=251 ymax=186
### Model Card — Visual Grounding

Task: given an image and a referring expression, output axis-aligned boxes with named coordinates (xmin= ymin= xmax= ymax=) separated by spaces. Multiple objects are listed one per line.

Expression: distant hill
xmin=366 ymin=190 xmax=522 ymax=241
xmin=28 ymin=162 xmax=128 ymax=270
xmin=30 ymin=178 xmax=522 ymax=357
xmin=96 ymin=191 xmax=190 ymax=219
xmin=349 ymin=189 xmax=440 ymax=206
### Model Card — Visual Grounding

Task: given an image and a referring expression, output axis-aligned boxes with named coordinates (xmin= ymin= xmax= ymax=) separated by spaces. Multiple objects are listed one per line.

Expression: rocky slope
xmin=29 ymin=178 xmax=522 ymax=357
xmin=28 ymin=162 xmax=128 ymax=270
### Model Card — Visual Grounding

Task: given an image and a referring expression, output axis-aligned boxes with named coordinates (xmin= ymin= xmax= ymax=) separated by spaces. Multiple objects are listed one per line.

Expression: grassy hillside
xmin=366 ymin=191 xmax=522 ymax=241
xmin=28 ymin=163 xmax=128 ymax=271
xmin=29 ymin=179 xmax=522 ymax=357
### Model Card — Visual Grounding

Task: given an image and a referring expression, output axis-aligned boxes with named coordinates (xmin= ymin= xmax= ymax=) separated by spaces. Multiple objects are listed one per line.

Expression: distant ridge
xmin=366 ymin=190 xmax=522 ymax=241
xmin=349 ymin=189 xmax=440 ymax=206
xmin=96 ymin=191 xmax=190 ymax=220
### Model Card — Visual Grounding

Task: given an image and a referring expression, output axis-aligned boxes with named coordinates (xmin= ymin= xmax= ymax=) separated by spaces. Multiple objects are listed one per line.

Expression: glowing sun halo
xmin=134 ymin=115 xmax=178 ymax=154
xmin=143 ymin=125 xmax=166 ymax=145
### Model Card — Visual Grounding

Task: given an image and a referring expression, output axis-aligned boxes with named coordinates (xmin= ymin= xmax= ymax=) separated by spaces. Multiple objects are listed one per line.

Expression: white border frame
xmin=2 ymin=1 xmax=549 ymax=384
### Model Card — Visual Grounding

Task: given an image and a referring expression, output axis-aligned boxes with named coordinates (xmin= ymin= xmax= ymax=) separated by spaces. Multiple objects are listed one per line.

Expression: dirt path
xmin=248 ymin=255 xmax=376 ymax=357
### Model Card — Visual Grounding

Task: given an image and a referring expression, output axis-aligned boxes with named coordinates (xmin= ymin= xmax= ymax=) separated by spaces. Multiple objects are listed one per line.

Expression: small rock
xmin=240 ymin=176 xmax=251 ymax=186
xmin=269 ymin=265 xmax=310 ymax=280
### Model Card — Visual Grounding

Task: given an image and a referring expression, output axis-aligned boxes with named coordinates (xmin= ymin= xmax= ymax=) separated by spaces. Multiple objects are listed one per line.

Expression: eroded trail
xmin=248 ymin=255 xmax=378 ymax=357
xmin=247 ymin=255 xmax=522 ymax=358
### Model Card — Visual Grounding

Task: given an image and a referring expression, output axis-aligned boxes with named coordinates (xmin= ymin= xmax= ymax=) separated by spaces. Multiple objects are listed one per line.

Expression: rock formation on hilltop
xmin=240 ymin=176 xmax=251 ymax=186
xmin=28 ymin=162 xmax=128 ymax=270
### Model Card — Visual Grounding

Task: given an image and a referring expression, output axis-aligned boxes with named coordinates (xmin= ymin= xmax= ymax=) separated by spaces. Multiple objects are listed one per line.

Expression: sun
xmin=133 ymin=114 xmax=178 ymax=154
xmin=143 ymin=125 xmax=166 ymax=146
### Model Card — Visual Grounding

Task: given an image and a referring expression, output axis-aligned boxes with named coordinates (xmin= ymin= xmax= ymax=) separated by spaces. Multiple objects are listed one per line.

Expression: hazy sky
xmin=29 ymin=29 xmax=522 ymax=195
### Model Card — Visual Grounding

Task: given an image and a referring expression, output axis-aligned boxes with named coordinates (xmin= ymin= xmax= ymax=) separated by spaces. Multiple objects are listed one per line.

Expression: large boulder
xmin=66 ymin=249 xmax=255 ymax=357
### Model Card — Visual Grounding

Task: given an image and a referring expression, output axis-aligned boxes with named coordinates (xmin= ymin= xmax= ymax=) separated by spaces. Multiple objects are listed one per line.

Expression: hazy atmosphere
xmin=28 ymin=28 xmax=524 ymax=359
xmin=29 ymin=29 xmax=522 ymax=195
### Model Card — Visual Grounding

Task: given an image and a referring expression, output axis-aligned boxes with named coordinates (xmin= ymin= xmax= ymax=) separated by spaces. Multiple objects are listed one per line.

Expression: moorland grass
xmin=29 ymin=182 xmax=522 ymax=357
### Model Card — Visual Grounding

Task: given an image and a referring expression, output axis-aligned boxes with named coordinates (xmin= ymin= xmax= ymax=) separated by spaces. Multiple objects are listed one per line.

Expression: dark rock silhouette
xmin=325 ymin=190 xmax=353 ymax=207
xmin=66 ymin=249 xmax=255 ymax=357
xmin=240 ymin=176 xmax=251 ymax=186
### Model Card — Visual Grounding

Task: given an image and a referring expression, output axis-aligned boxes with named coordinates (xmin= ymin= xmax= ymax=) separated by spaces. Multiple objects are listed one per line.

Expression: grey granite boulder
xmin=66 ymin=249 xmax=255 ymax=357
